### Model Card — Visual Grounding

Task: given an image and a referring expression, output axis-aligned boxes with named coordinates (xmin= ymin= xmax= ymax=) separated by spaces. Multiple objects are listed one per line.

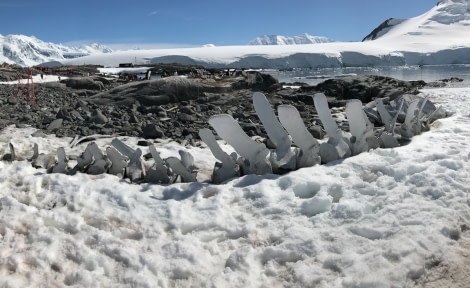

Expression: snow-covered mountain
xmin=248 ymin=33 xmax=332 ymax=45
xmin=363 ymin=0 xmax=470 ymax=42
xmin=0 ymin=34 xmax=112 ymax=67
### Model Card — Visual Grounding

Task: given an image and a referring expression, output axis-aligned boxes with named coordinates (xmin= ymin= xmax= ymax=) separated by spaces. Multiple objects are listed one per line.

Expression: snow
xmin=0 ymin=34 xmax=112 ymax=67
xmin=0 ymin=74 xmax=68 ymax=85
xmin=1 ymin=86 xmax=469 ymax=287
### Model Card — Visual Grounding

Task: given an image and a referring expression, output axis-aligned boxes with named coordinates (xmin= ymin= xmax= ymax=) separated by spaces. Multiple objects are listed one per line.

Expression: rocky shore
xmin=0 ymin=63 xmax=456 ymax=146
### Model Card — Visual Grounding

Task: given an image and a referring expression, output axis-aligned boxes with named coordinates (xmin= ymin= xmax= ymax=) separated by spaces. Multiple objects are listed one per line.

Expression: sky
xmin=0 ymin=0 xmax=438 ymax=48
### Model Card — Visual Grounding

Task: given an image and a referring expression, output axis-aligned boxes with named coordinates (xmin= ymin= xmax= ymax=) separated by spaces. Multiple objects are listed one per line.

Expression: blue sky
xmin=0 ymin=0 xmax=437 ymax=48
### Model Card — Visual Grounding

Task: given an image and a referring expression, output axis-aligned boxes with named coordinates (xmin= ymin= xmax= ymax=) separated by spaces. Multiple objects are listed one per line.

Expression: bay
xmin=265 ymin=64 xmax=470 ymax=87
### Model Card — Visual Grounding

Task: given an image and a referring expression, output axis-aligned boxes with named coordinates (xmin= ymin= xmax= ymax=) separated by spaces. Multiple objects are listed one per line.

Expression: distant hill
xmin=0 ymin=34 xmax=112 ymax=66
xmin=248 ymin=33 xmax=333 ymax=45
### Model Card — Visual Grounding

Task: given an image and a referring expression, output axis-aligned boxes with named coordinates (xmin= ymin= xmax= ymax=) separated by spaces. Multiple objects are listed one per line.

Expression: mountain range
xmin=1 ymin=0 xmax=470 ymax=68
xmin=0 ymin=34 xmax=112 ymax=67
xmin=248 ymin=33 xmax=332 ymax=45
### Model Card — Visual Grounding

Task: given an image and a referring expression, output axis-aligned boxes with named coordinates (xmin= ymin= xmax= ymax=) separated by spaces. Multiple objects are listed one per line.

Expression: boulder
xmin=142 ymin=124 xmax=165 ymax=139
xmin=85 ymin=76 xmax=230 ymax=106
xmin=63 ymin=77 xmax=104 ymax=90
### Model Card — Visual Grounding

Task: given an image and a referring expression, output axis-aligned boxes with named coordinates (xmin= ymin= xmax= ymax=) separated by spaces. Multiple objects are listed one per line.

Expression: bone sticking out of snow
xmin=252 ymin=92 xmax=291 ymax=152
xmin=313 ymin=93 xmax=341 ymax=139
xmin=111 ymin=138 xmax=145 ymax=182
xmin=145 ymin=144 xmax=174 ymax=184
xmin=390 ymin=99 xmax=404 ymax=135
xmin=106 ymin=146 xmax=128 ymax=178
xmin=208 ymin=114 xmax=272 ymax=175
xmin=166 ymin=156 xmax=197 ymax=183
xmin=252 ymin=92 xmax=296 ymax=171
xmin=51 ymin=147 xmax=67 ymax=174
xmin=376 ymin=98 xmax=393 ymax=132
xmin=199 ymin=128 xmax=238 ymax=183
xmin=277 ymin=104 xmax=320 ymax=168
xmin=346 ymin=99 xmax=370 ymax=155
xmin=401 ymin=98 xmax=420 ymax=140
xmin=313 ymin=93 xmax=351 ymax=163
xmin=8 ymin=142 xmax=15 ymax=162
xmin=85 ymin=142 xmax=110 ymax=175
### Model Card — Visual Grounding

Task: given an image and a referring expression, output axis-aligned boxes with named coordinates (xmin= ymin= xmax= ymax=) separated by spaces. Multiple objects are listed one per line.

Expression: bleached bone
xmin=375 ymin=98 xmax=393 ymax=132
xmin=179 ymin=150 xmax=197 ymax=173
xmin=111 ymin=138 xmax=145 ymax=182
xmin=8 ymin=143 xmax=15 ymax=162
xmin=414 ymin=95 xmax=430 ymax=135
xmin=400 ymin=99 xmax=420 ymax=140
xmin=145 ymin=145 xmax=174 ymax=184
xmin=106 ymin=147 xmax=128 ymax=178
xmin=86 ymin=142 xmax=110 ymax=175
xmin=253 ymin=92 xmax=296 ymax=172
xmin=32 ymin=144 xmax=56 ymax=169
xmin=51 ymin=147 xmax=67 ymax=173
xmin=31 ymin=143 xmax=39 ymax=161
xmin=111 ymin=138 xmax=135 ymax=156
xmin=277 ymin=105 xmax=320 ymax=168
xmin=127 ymin=148 xmax=144 ymax=182
xmin=209 ymin=114 xmax=272 ymax=175
xmin=76 ymin=143 xmax=94 ymax=171
xmin=345 ymin=100 xmax=374 ymax=155
xmin=166 ymin=155 xmax=197 ymax=183
xmin=199 ymin=128 xmax=239 ymax=183
xmin=313 ymin=93 xmax=351 ymax=163
xmin=376 ymin=98 xmax=404 ymax=149
xmin=70 ymin=134 xmax=112 ymax=148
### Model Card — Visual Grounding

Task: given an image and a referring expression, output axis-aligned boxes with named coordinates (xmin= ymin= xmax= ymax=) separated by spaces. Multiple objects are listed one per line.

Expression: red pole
xmin=29 ymin=69 xmax=36 ymax=107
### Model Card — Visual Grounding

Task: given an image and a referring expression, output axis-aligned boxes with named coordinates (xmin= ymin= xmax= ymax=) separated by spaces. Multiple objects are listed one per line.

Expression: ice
xmin=252 ymin=92 xmax=296 ymax=172
xmin=277 ymin=104 xmax=321 ymax=168
xmin=208 ymin=114 xmax=272 ymax=175
xmin=199 ymin=128 xmax=238 ymax=183
xmin=313 ymin=93 xmax=351 ymax=163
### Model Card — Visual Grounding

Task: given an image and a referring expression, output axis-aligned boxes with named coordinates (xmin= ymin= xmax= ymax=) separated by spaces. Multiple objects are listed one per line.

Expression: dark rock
xmin=47 ymin=119 xmax=63 ymax=131
xmin=63 ymin=78 xmax=104 ymax=90
xmin=31 ymin=130 xmax=47 ymax=138
xmin=178 ymin=113 xmax=196 ymax=122
xmin=7 ymin=96 xmax=18 ymax=105
xmin=137 ymin=140 xmax=150 ymax=146
xmin=142 ymin=124 xmax=165 ymax=139
xmin=90 ymin=109 xmax=108 ymax=124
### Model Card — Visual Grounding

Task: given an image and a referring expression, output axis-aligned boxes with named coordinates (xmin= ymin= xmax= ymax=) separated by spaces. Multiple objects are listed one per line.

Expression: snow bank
xmin=0 ymin=88 xmax=469 ymax=287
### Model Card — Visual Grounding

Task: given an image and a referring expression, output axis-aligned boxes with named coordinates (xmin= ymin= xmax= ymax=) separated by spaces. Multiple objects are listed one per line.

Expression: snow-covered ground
xmin=0 ymin=86 xmax=469 ymax=287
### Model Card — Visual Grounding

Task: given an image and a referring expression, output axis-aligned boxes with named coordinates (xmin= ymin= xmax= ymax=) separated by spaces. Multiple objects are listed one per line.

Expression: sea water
xmin=265 ymin=64 xmax=470 ymax=87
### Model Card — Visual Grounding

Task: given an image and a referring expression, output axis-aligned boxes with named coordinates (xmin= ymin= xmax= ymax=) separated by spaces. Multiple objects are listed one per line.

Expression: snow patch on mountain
xmin=248 ymin=33 xmax=333 ymax=45
xmin=364 ymin=0 xmax=470 ymax=43
xmin=0 ymin=34 xmax=112 ymax=67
